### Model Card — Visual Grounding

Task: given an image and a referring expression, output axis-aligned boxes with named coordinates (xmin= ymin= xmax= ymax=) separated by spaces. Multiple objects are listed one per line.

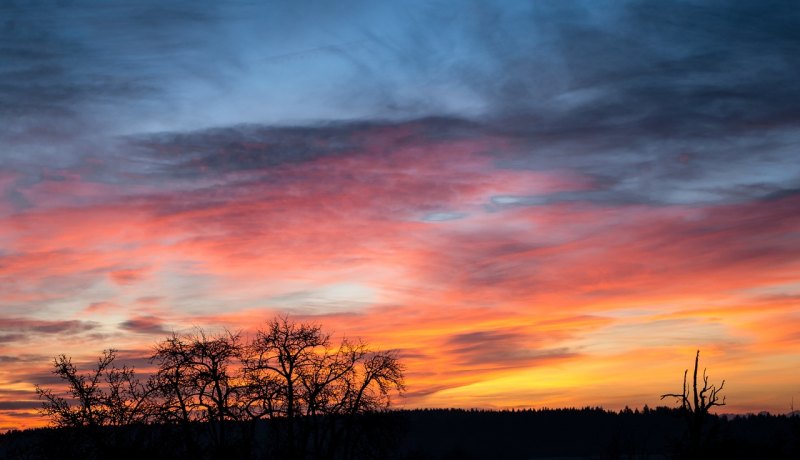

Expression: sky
xmin=1 ymin=0 xmax=799 ymax=430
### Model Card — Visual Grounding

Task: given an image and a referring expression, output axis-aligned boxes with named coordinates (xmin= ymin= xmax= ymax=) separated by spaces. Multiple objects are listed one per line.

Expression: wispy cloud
xmin=119 ymin=316 xmax=170 ymax=335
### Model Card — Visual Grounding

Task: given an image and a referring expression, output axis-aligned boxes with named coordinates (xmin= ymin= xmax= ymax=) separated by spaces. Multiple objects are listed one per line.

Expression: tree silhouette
xmin=151 ymin=329 xmax=243 ymax=458
xmin=661 ymin=349 xmax=726 ymax=457
xmin=35 ymin=349 xmax=156 ymax=458
xmin=34 ymin=316 xmax=405 ymax=459
xmin=246 ymin=316 xmax=327 ymax=459
xmin=35 ymin=349 xmax=154 ymax=428
xmin=245 ymin=315 xmax=405 ymax=459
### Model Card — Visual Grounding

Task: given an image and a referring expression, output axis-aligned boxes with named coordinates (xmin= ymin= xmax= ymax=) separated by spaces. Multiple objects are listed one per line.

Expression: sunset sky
xmin=2 ymin=0 xmax=800 ymax=430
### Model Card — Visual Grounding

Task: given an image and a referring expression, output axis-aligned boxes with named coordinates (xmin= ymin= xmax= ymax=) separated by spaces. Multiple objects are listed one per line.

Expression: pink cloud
xmin=108 ymin=267 xmax=150 ymax=285
xmin=84 ymin=301 xmax=121 ymax=314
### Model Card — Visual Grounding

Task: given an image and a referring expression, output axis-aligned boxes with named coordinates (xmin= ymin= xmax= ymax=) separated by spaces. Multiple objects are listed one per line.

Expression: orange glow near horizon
xmin=1 ymin=125 xmax=800 ymax=432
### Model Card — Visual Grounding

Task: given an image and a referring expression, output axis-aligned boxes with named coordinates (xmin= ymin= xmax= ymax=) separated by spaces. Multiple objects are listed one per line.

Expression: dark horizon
xmin=4 ymin=406 xmax=800 ymax=459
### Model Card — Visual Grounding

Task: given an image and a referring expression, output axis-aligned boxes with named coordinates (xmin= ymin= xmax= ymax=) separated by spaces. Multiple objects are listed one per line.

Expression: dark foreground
xmin=2 ymin=407 xmax=799 ymax=460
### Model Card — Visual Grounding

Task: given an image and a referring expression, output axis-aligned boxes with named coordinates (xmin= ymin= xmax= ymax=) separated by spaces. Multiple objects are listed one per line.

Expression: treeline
xmin=4 ymin=407 xmax=799 ymax=460
xmin=31 ymin=316 xmax=405 ymax=460
xmin=396 ymin=407 xmax=800 ymax=459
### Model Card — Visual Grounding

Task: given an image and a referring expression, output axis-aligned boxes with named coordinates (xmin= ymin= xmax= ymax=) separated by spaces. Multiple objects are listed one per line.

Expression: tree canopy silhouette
xmin=36 ymin=315 xmax=405 ymax=460
xmin=35 ymin=349 xmax=155 ymax=429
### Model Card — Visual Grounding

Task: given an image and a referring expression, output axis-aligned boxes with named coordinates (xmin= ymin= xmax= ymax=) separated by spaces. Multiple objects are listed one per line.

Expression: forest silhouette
xmin=1 ymin=316 xmax=798 ymax=459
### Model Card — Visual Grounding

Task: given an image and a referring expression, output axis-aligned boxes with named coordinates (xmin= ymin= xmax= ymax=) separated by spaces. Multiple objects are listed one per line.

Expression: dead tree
xmin=661 ymin=350 xmax=726 ymax=456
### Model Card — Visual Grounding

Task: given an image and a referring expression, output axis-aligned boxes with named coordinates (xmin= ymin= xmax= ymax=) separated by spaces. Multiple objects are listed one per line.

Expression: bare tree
xmin=151 ymin=329 xmax=244 ymax=458
xmin=246 ymin=316 xmax=329 ymax=459
xmin=35 ymin=349 xmax=154 ymax=428
xmin=35 ymin=349 xmax=156 ymax=458
xmin=334 ymin=348 xmax=405 ymax=460
xmin=661 ymin=349 xmax=726 ymax=456
xmin=246 ymin=316 xmax=405 ymax=460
